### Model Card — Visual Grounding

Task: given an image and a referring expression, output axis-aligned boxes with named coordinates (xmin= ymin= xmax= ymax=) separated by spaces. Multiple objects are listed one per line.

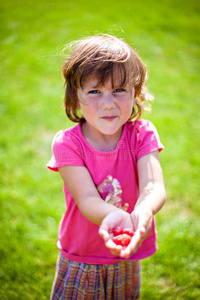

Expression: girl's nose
xmin=101 ymin=93 xmax=116 ymax=110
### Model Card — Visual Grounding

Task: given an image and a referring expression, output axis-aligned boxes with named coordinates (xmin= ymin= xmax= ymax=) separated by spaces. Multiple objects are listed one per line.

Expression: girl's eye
xmin=114 ymin=88 xmax=126 ymax=93
xmin=88 ymin=90 xmax=100 ymax=94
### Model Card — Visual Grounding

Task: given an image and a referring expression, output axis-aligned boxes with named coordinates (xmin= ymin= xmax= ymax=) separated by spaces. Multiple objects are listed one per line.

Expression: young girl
xmin=47 ymin=34 xmax=166 ymax=299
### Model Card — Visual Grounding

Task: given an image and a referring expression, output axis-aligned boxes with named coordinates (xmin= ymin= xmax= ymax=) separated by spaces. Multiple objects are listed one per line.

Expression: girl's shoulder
xmin=125 ymin=119 xmax=158 ymax=135
xmin=124 ymin=119 xmax=163 ymax=157
xmin=52 ymin=123 xmax=81 ymax=146
xmin=47 ymin=124 xmax=84 ymax=171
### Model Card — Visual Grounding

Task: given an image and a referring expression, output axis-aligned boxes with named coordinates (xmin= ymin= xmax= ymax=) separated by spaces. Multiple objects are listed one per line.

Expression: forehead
xmin=81 ymin=74 xmax=129 ymax=90
xmin=80 ymin=63 xmax=131 ymax=89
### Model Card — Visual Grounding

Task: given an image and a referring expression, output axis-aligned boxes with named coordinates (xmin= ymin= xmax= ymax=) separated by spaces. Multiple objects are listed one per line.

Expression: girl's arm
xmin=120 ymin=150 xmax=166 ymax=258
xmin=135 ymin=149 xmax=166 ymax=214
xmin=99 ymin=150 xmax=166 ymax=258
xmin=58 ymin=165 xmax=130 ymax=226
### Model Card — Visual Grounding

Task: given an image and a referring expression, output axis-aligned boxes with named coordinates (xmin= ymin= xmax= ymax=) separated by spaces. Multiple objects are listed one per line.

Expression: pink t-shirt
xmin=47 ymin=120 xmax=164 ymax=264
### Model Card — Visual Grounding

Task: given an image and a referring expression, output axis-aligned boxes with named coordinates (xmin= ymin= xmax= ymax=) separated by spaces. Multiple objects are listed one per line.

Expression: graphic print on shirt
xmin=97 ymin=175 xmax=129 ymax=212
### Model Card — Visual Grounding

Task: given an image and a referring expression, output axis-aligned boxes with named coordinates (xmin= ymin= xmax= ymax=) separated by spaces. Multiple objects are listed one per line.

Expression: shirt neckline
xmin=76 ymin=122 xmax=128 ymax=154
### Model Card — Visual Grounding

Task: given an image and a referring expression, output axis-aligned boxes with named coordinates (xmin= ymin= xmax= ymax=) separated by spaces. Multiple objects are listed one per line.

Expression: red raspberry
xmin=112 ymin=235 xmax=123 ymax=245
xmin=123 ymin=228 xmax=134 ymax=237
xmin=112 ymin=226 xmax=123 ymax=236
xmin=113 ymin=234 xmax=131 ymax=247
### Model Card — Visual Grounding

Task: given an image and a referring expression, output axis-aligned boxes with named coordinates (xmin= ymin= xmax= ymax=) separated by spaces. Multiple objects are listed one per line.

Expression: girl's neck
xmin=81 ymin=122 xmax=123 ymax=152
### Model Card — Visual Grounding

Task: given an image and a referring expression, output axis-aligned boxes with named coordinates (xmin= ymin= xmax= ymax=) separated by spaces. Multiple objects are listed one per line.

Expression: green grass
xmin=0 ymin=0 xmax=200 ymax=298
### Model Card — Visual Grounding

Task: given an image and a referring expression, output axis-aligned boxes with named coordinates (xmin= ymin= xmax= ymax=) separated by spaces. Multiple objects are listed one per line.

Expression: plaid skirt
xmin=50 ymin=253 xmax=140 ymax=300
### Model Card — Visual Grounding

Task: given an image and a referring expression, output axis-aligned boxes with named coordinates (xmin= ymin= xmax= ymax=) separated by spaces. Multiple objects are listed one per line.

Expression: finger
xmin=101 ymin=236 xmax=122 ymax=256
xmin=105 ymin=238 xmax=122 ymax=250
xmin=105 ymin=238 xmax=123 ymax=256
xmin=99 ymin=228 xmax=123 ymax=255
xmin=111 ymin=249 xmax=122 ymax=256
xmin=119 ymin=229 xmax=142 ymax=258
xmin=138 ymin=216 xmax=152 ymax=235
xmin=99 ymin=229 xmax=110 ymax=242
xmin=139 ymin=225 xmax=146 ymax=235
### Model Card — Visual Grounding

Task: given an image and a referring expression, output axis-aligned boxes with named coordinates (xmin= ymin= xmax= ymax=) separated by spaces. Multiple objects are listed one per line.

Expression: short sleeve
xmin=134 ymin=120 xmax=164 ymax=161
xmin=46 ymin=130 xmax=84 ymax=172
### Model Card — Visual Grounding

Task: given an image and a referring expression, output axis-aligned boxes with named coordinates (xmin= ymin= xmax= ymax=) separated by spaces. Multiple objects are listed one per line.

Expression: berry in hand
xmin=123 ymin=228 xmax=134 ymax=237
xmin=112 ymin=227 xmax=135 ymax=247
xmin=112 ymin=226 xmax=123 ymax=236
xmin=113 ymin=234 xmax=131 ymax=247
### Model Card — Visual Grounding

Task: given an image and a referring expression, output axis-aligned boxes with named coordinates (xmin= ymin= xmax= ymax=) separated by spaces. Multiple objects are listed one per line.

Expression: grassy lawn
xmin=0 ymin=0 xmax=200 ymax=298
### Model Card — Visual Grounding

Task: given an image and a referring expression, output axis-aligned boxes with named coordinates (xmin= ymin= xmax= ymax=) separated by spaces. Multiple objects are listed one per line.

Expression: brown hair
xmin=62 ymin=34 xmax=153 ymax=122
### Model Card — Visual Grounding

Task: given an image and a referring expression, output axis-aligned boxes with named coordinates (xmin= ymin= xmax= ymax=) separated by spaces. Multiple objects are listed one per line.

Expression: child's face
xmin=77 ymin=75 xmax=135 ymax=143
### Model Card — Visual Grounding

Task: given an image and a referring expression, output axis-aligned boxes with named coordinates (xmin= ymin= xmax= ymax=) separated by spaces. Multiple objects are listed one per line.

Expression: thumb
xmin=99 ymin=229 xmax=110 ymax=242
xmin=99 ymin=221 xmax=110 ymax=241
xmin=138 ymin=215 xmax=153 ymax=237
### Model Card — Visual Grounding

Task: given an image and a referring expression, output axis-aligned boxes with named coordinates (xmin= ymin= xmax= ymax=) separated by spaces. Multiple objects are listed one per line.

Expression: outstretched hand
xmin=99 ymin=210 xmax=133 ymax=256
xmin=120 ymin=204 xmax=153 ymax=258
xmin=99 ymin=205 xmax=153 ymax=259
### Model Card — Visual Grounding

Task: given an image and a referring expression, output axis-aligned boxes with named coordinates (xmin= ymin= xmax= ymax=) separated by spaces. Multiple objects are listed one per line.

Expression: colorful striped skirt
xmin=50 ymin=253 xmax=140 ymax=299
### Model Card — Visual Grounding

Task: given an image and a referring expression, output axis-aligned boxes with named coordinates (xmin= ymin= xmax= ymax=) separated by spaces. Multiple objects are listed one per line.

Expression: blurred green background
xmin=0 ymin=0 xmax=200 ymax=299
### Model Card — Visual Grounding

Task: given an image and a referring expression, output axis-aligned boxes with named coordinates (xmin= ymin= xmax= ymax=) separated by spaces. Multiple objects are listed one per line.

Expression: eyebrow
xmin=82 ymin=81 xmax=101 ymax=90
xmin=83 ymin=82 xmax=129 ymax=90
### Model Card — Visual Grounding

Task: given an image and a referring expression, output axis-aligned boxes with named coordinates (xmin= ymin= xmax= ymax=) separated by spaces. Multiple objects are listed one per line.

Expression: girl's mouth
xmin=102 ymin=116 xmax=117 ymax=121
